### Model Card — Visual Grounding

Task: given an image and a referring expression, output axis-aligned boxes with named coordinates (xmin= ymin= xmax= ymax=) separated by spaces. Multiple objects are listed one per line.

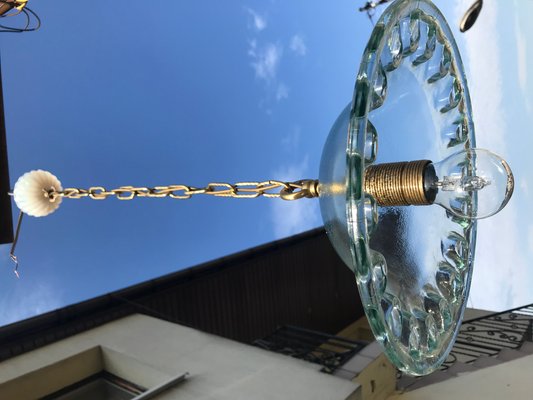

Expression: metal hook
xmin=9 ymin=211 xmax=23 ymax=278
xmin=358 ymin=1 xmax=391 ymax=27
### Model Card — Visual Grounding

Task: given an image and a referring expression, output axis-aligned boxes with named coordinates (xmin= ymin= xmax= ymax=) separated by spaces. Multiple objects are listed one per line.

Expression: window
xmin=41 ymin=371 xmax=146 ymax=400
xmin=0 ymin=346 xmax=187 ymax=400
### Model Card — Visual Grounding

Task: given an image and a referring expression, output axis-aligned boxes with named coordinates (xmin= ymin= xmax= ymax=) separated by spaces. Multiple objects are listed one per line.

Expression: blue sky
xmin=451 ymin=0 xmax=533 ymax=311
xmin=0 ymin=0 xmax=532 ymax=325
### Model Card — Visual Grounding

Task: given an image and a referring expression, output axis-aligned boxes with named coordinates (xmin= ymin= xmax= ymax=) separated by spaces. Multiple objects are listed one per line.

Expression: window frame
xmin=40 ymin=371 xmax=146 ymax=400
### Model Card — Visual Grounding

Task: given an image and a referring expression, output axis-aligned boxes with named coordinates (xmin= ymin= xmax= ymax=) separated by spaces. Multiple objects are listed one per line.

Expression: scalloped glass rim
xmin=347 ymin=0 xmax=477 ymax=375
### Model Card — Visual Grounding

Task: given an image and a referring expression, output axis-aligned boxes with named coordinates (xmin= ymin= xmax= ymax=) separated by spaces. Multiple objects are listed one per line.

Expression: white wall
xmin=0 ymin=314 xmax=361 ymax=400
xmin=389 ymin=354 xmax=533 ymax=400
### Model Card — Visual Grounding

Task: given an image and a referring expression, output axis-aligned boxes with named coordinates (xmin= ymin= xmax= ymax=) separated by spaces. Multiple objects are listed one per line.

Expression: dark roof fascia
xmin=0 ymin=227 xmax=327 ymax=345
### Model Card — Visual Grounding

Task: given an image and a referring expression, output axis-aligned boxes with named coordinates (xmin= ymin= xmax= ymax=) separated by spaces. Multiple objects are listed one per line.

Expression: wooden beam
xmin=0 ymin=1 xmax=17 ymax=17
xmin=0 ymin=60 xmax=14 ymax=245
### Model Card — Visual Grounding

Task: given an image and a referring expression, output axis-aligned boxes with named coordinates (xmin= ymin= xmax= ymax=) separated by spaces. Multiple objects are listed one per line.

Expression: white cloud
xmin=273 ymin=158 xmax=309 ymax=184
xmin=0 ymin=281 xmax=62 ymax=326
xmin=249 ymin=42 xmax=282 ymax=82
xmin=0 ymin=244 xmax=9 ymax=260
xmin=513 ymin=9 xmax=532 ymax=112
xmin=246 ymin=8 xmax=266 ymax=32
xmin=289 ymin=34 xmax=307 ymax=56
xmin=0 ymin=245 xmax=63 ymax=325
xmin=281 ymin=126 xmax=301 ymax=152
xmin=270 ymin=157 xmax=321 ymax=239
xmin=248 ymin=42 xmax=289 ymax=104
xmin=470 ymin=204 xmax=530 ymax=311
xmin=276 ymin=83 xmax=289 ymax=101
xmin=515 ymin=26 xmax=527 ymax=92
xmin=453 ymin=0 xmax=505 ymax=151
xmin=271 ymin=199 xmax=320 ymax=239
xmin=528 ymin=225 xmax=533 ymax=254
xmin=451 ymin=0 xmax=531 ymax=311
xmin=245 ymin=13 xmax=298 ymax=107
xmin=520 ymin=178 xmax=529 ymax=197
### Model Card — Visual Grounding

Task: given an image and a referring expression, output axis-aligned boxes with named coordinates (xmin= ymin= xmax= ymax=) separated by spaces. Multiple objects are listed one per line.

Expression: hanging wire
xmin=9 ymin=211 xmax=23 ymax=278
xmin=0 ymin=1 xmax=40 ymax=33
xmin=358 ymin=0 xmax=484 ymax=33
xmin=358 ymin=0 xmax=391 ymax=25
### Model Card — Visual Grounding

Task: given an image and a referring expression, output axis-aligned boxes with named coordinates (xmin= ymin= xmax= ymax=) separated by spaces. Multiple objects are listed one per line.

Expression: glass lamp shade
xmin=319 ymin=0 xmax=479 ymax=375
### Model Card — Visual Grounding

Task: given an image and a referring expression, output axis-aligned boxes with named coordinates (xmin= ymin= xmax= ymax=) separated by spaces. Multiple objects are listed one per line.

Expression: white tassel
xmin=13 ymin=170 xmax=62 ymax=217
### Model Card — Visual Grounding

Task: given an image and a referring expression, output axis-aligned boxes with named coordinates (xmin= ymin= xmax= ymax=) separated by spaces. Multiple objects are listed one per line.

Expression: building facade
xmin=0 ymin=314 xmax=363 ymax=399
xmin=1 ymin=228 xmax=531 ymax=399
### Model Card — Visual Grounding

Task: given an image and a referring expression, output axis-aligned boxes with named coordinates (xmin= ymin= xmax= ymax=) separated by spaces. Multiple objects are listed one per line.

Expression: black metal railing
xmin=443 ymin=304 xmax=533 ymax=369
xmin=253 ymin=325 xmax=367 ymax=373
xmin=397 ymin=304 xmax=533 ymax=391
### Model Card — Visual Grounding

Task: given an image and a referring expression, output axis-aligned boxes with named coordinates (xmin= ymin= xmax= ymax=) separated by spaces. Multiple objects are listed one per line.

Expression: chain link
xmin=10 ymin=179 xmax=319 ymax=276
xmin=47 ymin=179 xmax=320 ymax=202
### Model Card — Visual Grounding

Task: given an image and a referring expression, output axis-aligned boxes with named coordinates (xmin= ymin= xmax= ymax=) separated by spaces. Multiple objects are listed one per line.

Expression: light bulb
xmin=362 ymin=148 xmax=514 ymax=220
xmin=425 ymin=148 xmax=514 ymax=219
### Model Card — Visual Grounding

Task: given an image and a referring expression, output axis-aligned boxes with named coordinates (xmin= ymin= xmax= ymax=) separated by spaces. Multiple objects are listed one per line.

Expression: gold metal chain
xmin=45 ymin=179 xmax=320 ymax=202
xmin=8 ymin=178 xmax=319 ymax=277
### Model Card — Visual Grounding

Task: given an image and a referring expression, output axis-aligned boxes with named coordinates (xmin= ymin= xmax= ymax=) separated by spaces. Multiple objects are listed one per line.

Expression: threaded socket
xmin=363 ymin=160 xmax=432 ymax=206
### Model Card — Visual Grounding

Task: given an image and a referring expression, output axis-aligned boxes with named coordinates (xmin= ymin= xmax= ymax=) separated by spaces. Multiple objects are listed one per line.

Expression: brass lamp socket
xmin=363 ymin=160 xmax=437 ymax=206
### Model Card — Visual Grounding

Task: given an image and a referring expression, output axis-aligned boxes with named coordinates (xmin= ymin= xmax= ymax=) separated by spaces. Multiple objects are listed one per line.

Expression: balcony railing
xmin=254 ymin=325 xmax=367 ymax=373
xmin=443 ymin=304 xmax=533 ymax=368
